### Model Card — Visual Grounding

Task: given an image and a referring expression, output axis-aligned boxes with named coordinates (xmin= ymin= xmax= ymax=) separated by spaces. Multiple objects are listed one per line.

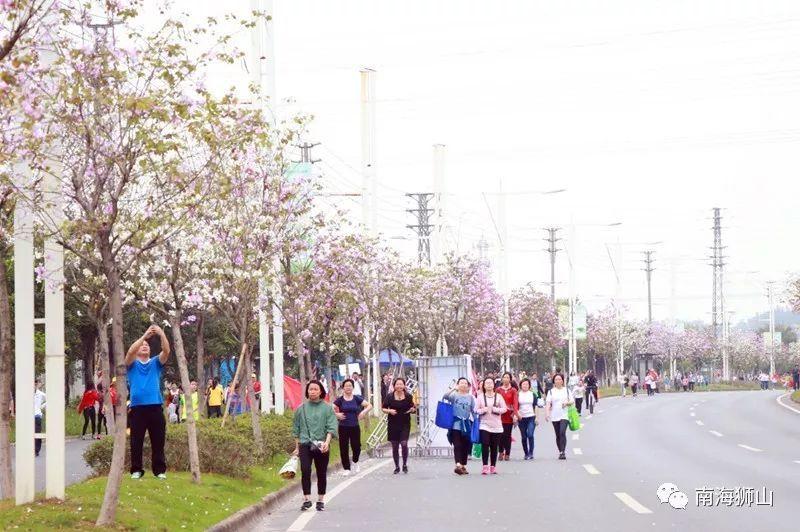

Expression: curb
xmin=208 ymin=440 xmax=393 ymax=532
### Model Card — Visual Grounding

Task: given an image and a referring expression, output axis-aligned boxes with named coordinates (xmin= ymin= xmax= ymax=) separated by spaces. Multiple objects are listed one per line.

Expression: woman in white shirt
xmin=516 ymin=379 xmax=538 ymax=460
xmin=544 ymin=373 xmax=573 ymax=460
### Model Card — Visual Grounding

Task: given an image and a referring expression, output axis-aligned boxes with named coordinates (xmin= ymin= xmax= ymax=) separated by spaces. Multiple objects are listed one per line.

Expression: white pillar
xmin=249 ymin=0 xmax=277 ymax=121
xmin=14 ymin=169 xmax=35 ymax=505
xmin=431 ymin=143 xmax=446 ymax=264
xmin=43 ymin=171 xmax=65 ymax=500
xmin=258 ymin=301 xmax=272 ymax=413
xmin=272 ymin=293 xmax=284 ymax=415
xmin=360 ymin=68 xmax=377 ymax=236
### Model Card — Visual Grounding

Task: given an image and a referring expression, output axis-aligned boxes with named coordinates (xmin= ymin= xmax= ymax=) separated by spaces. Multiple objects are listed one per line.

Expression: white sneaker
xmin=156 ymin=473 xmax=167 ymax=480
xmin=353 ymin=463 xmax=361 ymax=474
xmin=342 ymin=469 xmax=352 ymax=477
xmin=131 ymin=472 xmax=143 ymax=480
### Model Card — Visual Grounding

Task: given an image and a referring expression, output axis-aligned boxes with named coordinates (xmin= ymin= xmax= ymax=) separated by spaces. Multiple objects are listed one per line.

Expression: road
xmin=10 ymin=437 xmax=95 ymax=493
xmin=255 ymin=390 xmax=798 ymax=532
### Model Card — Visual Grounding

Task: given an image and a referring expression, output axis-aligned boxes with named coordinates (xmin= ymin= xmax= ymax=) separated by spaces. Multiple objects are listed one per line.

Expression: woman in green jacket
xmin=293 ymin=379 xmax=338 ymax=512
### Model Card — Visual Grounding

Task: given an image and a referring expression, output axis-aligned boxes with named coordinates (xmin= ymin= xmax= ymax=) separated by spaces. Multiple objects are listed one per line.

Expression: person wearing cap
xmin=126 ymin=324 xmax=171 ymax=479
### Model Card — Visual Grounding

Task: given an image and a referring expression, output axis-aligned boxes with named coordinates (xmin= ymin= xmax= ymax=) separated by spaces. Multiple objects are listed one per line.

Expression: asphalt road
xmin=254 ymin=390 xmax=798 ymax=532
xmin=10 ymin=437 xmax=96 ymax=493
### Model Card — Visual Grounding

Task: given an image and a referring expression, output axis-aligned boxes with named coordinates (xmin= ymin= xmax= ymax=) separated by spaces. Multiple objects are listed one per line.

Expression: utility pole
xmin=544 ymin=227 xmax=561 ymax=302
xmin=406 ymin=193 xmax=434 ymax=266
xmin=567 ymin=219 xmax=576 ymax=376
xmin=767 ymin=281 xmax=776 ymax=377
xmin=477 ymin=235 xmax=489 ymax=266
xmin=431 ymin=144 xmax=447 ymax=264
xmin=711 ymin=207 xmax=725 ymax=339
xmin=643 ymin=250 xmax=655 ymax=324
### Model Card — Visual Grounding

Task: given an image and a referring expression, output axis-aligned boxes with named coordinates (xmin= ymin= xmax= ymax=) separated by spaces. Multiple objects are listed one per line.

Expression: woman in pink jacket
xmin=476 ymin=377 xmax=508 ymax=475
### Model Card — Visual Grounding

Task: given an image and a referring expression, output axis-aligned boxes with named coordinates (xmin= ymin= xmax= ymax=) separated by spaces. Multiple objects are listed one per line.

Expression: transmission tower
xmin=295 ymin=142 xmax=321 ymax=164
xmin=477 ymin=235 xmax=489 ymax=266
xmin=711 ymin=208 xmax=725 ymax=339
xmin=544 ymin=227 xmax=561 ymax=302
xmin=643 ymin=250 xmax=655 ymax=323
xmin=406 ymin=193 xmax=434 ymax=266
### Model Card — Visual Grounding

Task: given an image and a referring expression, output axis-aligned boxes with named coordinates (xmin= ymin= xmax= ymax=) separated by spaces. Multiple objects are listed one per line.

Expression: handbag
xmin=435 ymin=398 xmax=454 ymax=429
xmin=301 ymin=405 xmax=324 ymax=452
xmin=279 ymin=455 xmax=299 ymax=479
xmin=470 ymin=414 xmax=481 ymax=443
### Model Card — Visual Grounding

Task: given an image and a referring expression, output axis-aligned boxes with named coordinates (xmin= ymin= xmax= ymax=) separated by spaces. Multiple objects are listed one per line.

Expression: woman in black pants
xmin=544 ymin=374 xmax=573 ymax=460
xmin=333 ymin=379 xmax=372 ymax=476
xmin=382 ymin=377 xmax=416 ymax=474
xmin=292 ymin=380 xmax=338 ymax=512
xmin=443 ymin=377 xmax=476 ymax=474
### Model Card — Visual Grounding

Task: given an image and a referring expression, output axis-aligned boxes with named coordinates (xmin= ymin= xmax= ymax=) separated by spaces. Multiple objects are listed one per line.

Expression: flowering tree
xmin=0 ymin=0 xmax=58 ymax=500
xmin=509 ymin=284 xmax=563 ymax=371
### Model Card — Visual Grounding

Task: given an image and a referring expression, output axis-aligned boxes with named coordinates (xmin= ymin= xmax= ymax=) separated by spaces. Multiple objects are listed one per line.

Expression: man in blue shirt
xmin=126 ymin=324 xmax=171 ymax=479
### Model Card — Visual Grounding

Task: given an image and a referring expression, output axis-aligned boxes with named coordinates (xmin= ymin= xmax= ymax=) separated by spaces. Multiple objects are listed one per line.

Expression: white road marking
xmin=572 ymin=434 xmax=580 ymax=441
xmin=598 ymin=409 xmax=605 ymax=413
xmin=287 ymin=459 xmax=390 ymax=531
xmin=574 ymin=448 xmax=583 ymax=455
xmin=614 ymin=492 xmax=653 ymax=514
xmin=776 ymin=393 xmax=800 ymax=415
xmin=738 ymin=444 xmax=763 ymax=453
xmin=583 ymin=464 xmax=600 ymax=475
xmin=689 ymin=406 xmax=695 ymax=411
xmin=696 ymin=420 xmax=704 ymax=426
xmin=793 ymin=460 xmax=800 ymax=464
xmin=709 ymin=430 xmax=723 ymax=437
xmin=690 ymin=412 xmax=695 ymax=417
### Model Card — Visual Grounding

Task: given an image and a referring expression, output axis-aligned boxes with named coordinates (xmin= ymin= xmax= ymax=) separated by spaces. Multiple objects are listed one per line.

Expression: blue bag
xmin=435 ymin=399 xmax=454 ymax=429
xmin=470 ymin=415 xmax=481 ymax=443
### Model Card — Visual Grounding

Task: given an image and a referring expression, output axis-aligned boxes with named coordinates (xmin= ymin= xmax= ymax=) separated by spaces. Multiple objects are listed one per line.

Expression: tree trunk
xmin=169 ymin=315 xmax=201 ymax=483
xmin=96 ymin=239 xmax=130 ymax=526
xmin=294 ymin=333 xmax=307 ymax=387
xmin=80 ymin=324 xmax=97 ymax=386
xmin=0 ymin=255 xmax=14 ymax=499
xmin=221 ymin=343 xmax=247 ymax=427
xmin=243 ymin=349 xmax=263 ymax=449
xmin=96 ymin=317 xmax=115 ymax=434
xmin=195 ymin=312 xmax=206 ymax=417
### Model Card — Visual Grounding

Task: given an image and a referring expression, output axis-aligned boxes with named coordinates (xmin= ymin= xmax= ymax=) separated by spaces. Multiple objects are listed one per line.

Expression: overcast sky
xmin=181 ymin=0 xmax=800 ymax=325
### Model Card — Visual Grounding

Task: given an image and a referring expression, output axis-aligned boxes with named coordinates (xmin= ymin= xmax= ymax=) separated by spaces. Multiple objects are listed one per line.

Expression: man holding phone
xmin=125 ymin=324 xmax=171 ymax=479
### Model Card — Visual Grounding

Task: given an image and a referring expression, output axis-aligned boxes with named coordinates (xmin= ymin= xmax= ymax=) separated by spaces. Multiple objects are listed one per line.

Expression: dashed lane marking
xmin=709 ymin=430 xmax=723 ymax=437
xmin=738 ymin=444 xmax=763 ymax=453
xmin=696 ymin=420 xmax=704 ymax=426
xmin=583 ymin=464 xmax=600 ymax=475
xmin=574 ymin=448 xmax=583 ymax=455
xmin=572 ymin=434 xmax=580 ymax=441
xmin=614 ymin=492 xmax=653 ymax=514
xmin=690 ymin=412 xmax=696 ymax=417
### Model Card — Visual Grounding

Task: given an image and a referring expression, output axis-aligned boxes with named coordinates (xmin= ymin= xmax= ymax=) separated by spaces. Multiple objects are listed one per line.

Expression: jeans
xmin=450 ymin=429 xmax=471 ymax=465
xmin=129 ymin=405 xmax=167 ymax=475
xmin=34 ymin=415 xmax=43 ymax=455
xmin=82 ymin=406 xmax=96 ymax=436
xmin=480 ymin=430 xmax=501 ymax=466
xmin=338 ymin=425 xmax=361 ymax=470
xmin=500 ymin=423 xmax=513 ymax=456
xmin=552 ymin=419 xmax=568 ymax=453
xmin=518 ymin=416 xmax=536 ymax=457
xmin=299 ymin=443 xmax=330 ymax=495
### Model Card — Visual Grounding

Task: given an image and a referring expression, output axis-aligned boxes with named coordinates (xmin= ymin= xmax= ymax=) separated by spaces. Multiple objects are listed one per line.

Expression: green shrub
xmin=83 ymin=413 xmax=295 ymax=478
xmin=792 ymin=390 xmax=800 ymax=404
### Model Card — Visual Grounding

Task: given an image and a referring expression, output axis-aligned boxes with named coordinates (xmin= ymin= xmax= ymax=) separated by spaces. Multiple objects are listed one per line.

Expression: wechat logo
xmin=657 ymin=483 xmax=689 ymax=510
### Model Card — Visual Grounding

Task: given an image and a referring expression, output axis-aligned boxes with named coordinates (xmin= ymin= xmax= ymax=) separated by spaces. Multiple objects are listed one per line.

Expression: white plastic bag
xmin=279 ymin=455 xmax=299 ymax=480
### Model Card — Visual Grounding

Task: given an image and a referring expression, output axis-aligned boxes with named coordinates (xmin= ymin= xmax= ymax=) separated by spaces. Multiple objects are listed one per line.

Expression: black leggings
xmin=339 ymin=425 xmax=361 ymax=470
xmin=450 ymin=429 xmax=471 ymax=465
xmin=299 ymin=443 xmax=329 ymax=496
xmin=98 ymin=410 xmax=108 ymax=435
xmin=390 ymin=440 xmax=409 ymax=468
xmin=480 ymin=430 xmax=501 ymax=466
xmin=82 ymin=407 xmax=96 ymax=436
xmin=552 ymin=420 xmax=568 ymax=453
xmin=500 ymin=423 xmax=513 ymax=456
xmin=208 ymin=405 xmax=222 ymax=418
xmin=575 ymin=397 xmax=583 ymax=414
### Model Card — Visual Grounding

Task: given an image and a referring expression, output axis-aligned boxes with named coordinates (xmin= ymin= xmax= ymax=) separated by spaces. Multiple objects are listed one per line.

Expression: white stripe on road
xmin=689 ymin=407 xmax=694 ymax=411
xmin=793 ymin=460 xmax=800 ymax=464
xmin=573 ymin=448 xmax=583 ymax=455
xmin=695 ymin=420 xmax=704 ymax=426
xmin=287 ymin=459 xmax=390 ymax=531
xmin=738 ymin=444 xmax=763 ymax=453
xmin=776 ymin=393 xmax=800 ymax=415
xmin=709 ymin=430 xmax=723 ymax=437
xmin=572 ymin=434 xmax=580 ymax=441
xmin=690 ymin=412 xmax=695 ymax=417
xmin=614 ymin=492 xmax=653 ymax=514
xmin=583 ymin=464 xmax=600 ymax=475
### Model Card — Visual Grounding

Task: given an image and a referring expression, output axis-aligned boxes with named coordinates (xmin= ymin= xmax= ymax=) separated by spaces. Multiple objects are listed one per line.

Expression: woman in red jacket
xmin=77 ymin=383 xmax=100 ymax=440
xmin=496 ymin=372 xmax=519 ymax=461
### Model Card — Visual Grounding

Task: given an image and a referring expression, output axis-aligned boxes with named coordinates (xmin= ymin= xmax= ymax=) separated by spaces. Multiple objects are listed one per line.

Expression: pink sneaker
xmin=481 ymin=465 xmax=489 ymax=475
xmin=490 ymin=466 xmax=497 ymax=475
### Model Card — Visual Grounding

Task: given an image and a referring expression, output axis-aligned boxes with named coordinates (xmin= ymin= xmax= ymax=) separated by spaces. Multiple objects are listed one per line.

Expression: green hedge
xmin=84 ymin=413 xmax=295 ymax=479
xmin=792 ymin=390 xmax=800 ymax=404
